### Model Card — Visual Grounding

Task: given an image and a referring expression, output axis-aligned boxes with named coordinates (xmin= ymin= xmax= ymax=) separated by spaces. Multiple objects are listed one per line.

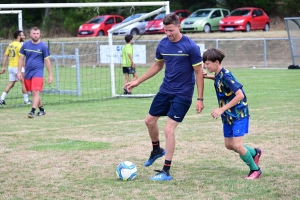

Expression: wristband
xmin=197 ymin=98 xmax=204 ymax=101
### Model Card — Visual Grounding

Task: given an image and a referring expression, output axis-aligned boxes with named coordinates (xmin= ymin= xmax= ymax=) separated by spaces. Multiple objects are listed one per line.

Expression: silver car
xmin=112 ymin=13 xmax=155 ymax=35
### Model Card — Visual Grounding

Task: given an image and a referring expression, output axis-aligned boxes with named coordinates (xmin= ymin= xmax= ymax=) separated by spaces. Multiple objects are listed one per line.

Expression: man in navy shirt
xmin=124 ymin=14 xmax=204 ymax=181
xmin=17 ymin=27 xmax=53 ymax=118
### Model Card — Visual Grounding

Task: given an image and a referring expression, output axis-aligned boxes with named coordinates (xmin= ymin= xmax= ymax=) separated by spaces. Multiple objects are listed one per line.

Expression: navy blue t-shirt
xmin=20 ymin=40 xmax=50 ymax=79
xmin=155 ymin=35 xmax=202 ymax=99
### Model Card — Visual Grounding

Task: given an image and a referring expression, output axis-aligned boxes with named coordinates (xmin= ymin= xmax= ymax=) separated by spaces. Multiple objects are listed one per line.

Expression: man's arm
xmin=124 ymin=60 xmax=164 ymax=92
xmin=194 ymin=64 xmax=204 ymax=114
xmin=44 ymin=58 xmax=53 ymax=84
xmin=17 ymin=55 xmax=25 ymax=80
xmin=0 ymin=54 xmax=8 ymax=74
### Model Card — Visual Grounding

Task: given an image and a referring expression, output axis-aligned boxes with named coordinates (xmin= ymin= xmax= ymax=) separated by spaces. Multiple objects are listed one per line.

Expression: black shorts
xmin=123 ymin=67 xmax=136 ymax=74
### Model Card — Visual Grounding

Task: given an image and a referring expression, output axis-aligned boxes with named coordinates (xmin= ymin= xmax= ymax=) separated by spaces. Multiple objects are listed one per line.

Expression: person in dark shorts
xmin=124 ymin=14 xmax=204 ymax=181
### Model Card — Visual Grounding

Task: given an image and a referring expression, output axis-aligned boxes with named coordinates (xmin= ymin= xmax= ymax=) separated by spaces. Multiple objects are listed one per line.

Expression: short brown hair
xmin=202 ymin=48 xmax=225 ymax=64
xmin=163 ymin=13 xmax=180 ymax=26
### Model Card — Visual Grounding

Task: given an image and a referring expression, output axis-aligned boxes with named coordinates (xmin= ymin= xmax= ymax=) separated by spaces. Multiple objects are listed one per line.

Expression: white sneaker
xmin=24 ymin=100 xmax=32 ymax=105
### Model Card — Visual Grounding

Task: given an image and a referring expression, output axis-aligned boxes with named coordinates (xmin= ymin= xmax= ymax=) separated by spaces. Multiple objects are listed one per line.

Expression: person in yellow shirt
xmin=0 ymin=30 xmax=31 ymax=105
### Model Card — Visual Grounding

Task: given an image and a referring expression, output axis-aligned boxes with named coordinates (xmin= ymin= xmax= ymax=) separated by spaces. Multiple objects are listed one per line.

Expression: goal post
xmin=0 ymin=10 xmax=23 ymax=30
xmin=284 ymin=17 xmax=300 ymax=66
xmin=0 ymin=2 xmax=170 ymax=106
xmin=108 ymin=6 xmax=169 ymax=97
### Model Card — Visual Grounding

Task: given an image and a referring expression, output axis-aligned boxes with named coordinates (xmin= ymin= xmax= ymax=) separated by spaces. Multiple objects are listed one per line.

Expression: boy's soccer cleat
xmin=150 ymin=170 xmax=172 ymax=181
xmin=244 ymin=169 xmax=262 ymax=180
xmin=253 ymin=148 xmax=262 ymax=166
xmin=28 ymin=112 xmax=35 ymax=118
xmin=0 ymin=100 xmax=6 ymax=105
xmin=144 ymin=148 xmax=165 ymax=167
xmin=24 ymin=100 xmax=32 ymax=105
xmin=37 ymin=110 xmax=46 ymax=116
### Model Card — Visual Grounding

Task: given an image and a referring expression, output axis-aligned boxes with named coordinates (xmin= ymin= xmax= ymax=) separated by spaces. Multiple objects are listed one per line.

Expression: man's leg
xmin=0 ymin=81 xmax=15 ymax=105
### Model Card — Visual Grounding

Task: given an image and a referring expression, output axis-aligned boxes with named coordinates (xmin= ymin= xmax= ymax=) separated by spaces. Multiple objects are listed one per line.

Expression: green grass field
xmin=0 ymin=69 xmax=300 ymax=199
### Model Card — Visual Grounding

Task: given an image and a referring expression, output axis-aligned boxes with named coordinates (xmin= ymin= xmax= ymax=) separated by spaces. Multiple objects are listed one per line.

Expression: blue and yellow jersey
xmin=155 ymin=35 xmax=203 ymax=99
xmin=122 ymin=44 xmax=133 ymax=67
xmin=214 ymin=68 xmax=249 ymax=124
xmin=5 ymin=41 xmax=22 ymax=68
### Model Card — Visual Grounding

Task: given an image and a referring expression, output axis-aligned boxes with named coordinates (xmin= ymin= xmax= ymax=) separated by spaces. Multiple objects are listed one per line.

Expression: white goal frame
xmin=0 ymin=2 xmax=170 ymax=98
xmin=0 ymin=10 xmax=23 ymax=30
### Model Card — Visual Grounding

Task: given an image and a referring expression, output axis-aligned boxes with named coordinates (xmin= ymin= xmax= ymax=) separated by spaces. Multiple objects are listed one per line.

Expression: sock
xmin=1 ymin=92 xmax=7 ymax=100
xmin=243 ymin=145 xmax=256 ymax=157
xmin=31 ymin=108 xmax=36 ymax=113
xmin=240 ymin=150 xmax=259 ymax=171
xmin=39 ymin=106 xmax=44 ymax=112
xmin=162 ymin=160 xmax=172 ymax=174
xmin=152 ymin=141 xmax=160 ymax=152
xmin=23 ymin=94 xmax=29 ymax=102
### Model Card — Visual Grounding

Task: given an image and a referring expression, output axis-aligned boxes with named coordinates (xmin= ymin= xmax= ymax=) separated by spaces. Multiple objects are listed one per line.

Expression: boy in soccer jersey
xmin=122 ymin=34 xmax=138 ymax=94
xmin=202 ymin=48 xmax=262 ymax=180
xmin=17 ymin=27 xmax=53 ymax=118
xmin=124 ymin=14 xmax=204 ymax=181
xmin=0 ymin=30 xmax=31 ymax=105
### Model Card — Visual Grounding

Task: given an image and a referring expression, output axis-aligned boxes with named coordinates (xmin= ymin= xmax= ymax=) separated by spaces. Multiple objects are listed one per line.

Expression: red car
xmin=219 ymin=7 xmax=270 ymax=32
xmin=77 ymin=15 xmax=124 ymax=37
xmin=145 ymin=10 xmax=191 ymax=34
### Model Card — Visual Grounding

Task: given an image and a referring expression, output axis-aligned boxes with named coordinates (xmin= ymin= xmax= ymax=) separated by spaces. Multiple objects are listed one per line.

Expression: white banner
xmin=100 ymin=45 xmax=146 ymax=64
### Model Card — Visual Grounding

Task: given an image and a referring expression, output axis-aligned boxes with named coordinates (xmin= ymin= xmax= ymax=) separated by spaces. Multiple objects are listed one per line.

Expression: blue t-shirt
xmin=20 ymin=40 xmax=51 ymax=79
xmin=155 ymin=35 xmax=203 ymax=99
xmin=214 ymin=67 xmax=249 ymax=124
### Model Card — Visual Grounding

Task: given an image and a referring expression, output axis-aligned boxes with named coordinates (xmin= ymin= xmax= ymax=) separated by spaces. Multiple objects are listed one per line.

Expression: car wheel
xmin=245 ymin=23 xmax=251 ymax=32
xmin=204 ymin=24 xmax=211 ymax=33
xmin=98 ymin=31 xmax=104 ymax=36
xmin=130 ymin=29 xmax=139 ymax=35
xmin=263 ymin=23 xmax=270 ymax=31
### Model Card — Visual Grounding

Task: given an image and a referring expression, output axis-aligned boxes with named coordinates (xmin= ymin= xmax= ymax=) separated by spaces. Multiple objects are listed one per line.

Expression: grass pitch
xmin=0 ymin=68 xmax=299 ymax=199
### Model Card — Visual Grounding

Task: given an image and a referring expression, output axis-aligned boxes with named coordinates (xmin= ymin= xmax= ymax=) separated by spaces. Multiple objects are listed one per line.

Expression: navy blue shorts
xmin=123 ymin=67 xmax=135 ymax=74
xmin=149 ymin=92 xmax=192 ymax=122
xmin=223 ymin=117 xmax=249 ymax=138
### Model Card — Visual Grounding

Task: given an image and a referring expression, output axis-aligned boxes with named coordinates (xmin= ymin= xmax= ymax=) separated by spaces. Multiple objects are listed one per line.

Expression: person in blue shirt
xmin=124 ymin=14 xmax=204 ymax=181
xmin=202 ymin=48 xmax=262 ymax=180
xmin=17 ymin=27 xmax=53 ymax=118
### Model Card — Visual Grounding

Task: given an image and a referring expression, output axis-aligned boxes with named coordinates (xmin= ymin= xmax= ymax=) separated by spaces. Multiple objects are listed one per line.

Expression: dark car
xmin=77 ymin=15 xmax=124 ymax=37
xmin=219 ymin=7 xmax=270 ymax=32
xmin=145 ymin=10 xmax=191 ymax=34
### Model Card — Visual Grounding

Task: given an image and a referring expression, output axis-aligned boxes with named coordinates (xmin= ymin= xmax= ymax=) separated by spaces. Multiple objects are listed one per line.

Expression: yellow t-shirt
xmin=5 ymin=41 xmax=22 ymax=68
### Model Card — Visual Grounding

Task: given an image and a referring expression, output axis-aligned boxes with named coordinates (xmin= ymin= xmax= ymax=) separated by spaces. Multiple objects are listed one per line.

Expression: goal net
xmin=285 ymin=17 xmax=300 ymax=67
xmin=0 ymin=2 xmax=169 ymax=106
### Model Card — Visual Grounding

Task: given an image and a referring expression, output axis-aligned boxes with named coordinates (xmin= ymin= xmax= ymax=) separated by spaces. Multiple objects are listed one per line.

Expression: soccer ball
xmin=116 ymin=161 xmax=137 ymax=181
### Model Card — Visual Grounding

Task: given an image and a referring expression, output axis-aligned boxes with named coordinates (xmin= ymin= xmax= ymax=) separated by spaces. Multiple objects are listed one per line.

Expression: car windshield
xmin=230 ymin=9 xmax=251 ymax=16
xmin=123 ymin=14 xmax=143 ymax=23
xmin=189 ymin=10 xmax=211 ymax=18
xmin=87 ymin=17 xmax=105 ymax=24
xmin=154 ymin=11 xmax=174 ymax=20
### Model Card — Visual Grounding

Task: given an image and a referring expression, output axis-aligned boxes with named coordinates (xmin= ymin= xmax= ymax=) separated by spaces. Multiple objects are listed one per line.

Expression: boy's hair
xmin=125 ymin=34 xmax=133 ymax=43
xmin=13 ymin=30 xmax=23 ymax=39
xmin=202 ymin=48 xmax=225 ymax=64
xmin=163 ymin=13 xmax=180 ymax=26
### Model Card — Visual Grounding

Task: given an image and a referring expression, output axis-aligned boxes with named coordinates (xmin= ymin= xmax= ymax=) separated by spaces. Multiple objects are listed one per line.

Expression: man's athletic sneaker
xmin=24 ymin=100 xmax=32 ymax=105
xmin=150 ymin=170 xmax=172 ymax=181
xmin=37 ymin=110 xmax=46 ymax=116
xmin=0 ymin=100 xmax=6 ymax=105
xmin=253 ymin=148 xmax=262 ymax=166
xmin=244 ymin=169 xmax=262 ymax=180
xmin=144 ymin=148 xmax=165 ymax=167
xmin=28 ymin=112 xmax=35 ymax=118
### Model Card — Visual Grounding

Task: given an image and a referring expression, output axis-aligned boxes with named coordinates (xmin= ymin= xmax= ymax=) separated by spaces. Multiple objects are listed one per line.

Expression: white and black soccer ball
xmin=116 ymin=161 xmax=137 ymax=181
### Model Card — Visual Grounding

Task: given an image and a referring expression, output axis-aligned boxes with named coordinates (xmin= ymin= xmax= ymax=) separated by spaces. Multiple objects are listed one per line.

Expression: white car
xmin=112 ymin=13 xmax=154 ymax=35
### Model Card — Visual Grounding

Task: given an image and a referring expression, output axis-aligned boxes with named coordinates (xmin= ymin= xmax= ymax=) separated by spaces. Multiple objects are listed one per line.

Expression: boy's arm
xmin=211 ymin=89 xmax=244 ymax=119
xmin=202 ymin=69 xmax=215 ymax=80
xmin=127 ymin=53 xmax=134 ymax=68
